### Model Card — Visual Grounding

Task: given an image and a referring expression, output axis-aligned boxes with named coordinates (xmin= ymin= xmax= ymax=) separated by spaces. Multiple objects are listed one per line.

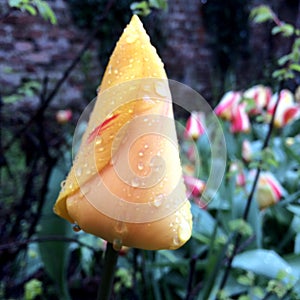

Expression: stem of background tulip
xmin=97 ymin=242 xmax=119 ymax=300
xmin=216 ymin=81 xmax=284 ymax=298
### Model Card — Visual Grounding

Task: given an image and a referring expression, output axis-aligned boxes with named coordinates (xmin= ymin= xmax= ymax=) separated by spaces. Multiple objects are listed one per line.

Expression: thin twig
xmin=217 ymin=80 xmax=284 ymax=296
xmin=0 ymin=235 xmax=98 ymax=252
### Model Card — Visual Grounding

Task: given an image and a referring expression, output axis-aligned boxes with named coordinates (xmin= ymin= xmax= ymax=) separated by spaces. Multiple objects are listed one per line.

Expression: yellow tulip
xmin=53 ymin=15 xmax=192 ymax=250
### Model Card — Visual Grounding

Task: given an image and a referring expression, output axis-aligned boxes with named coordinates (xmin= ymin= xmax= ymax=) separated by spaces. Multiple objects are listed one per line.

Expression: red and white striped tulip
xmin=242 ymin=139 xmax=252 ymax=163
xmin=56 ymin=109 xmax=72 ymax=124
xmin=184 ymin=175 xmax=205 ymax=197
xmin=244 ymin=85 xmax=272 ymax=114
xmin=256 ymin=172 xmax=285 ymax=209
xmin=230 ymin=103 xmax=251 ymax=133
xmin=267 ymin=89 xmax=296 ymax=128
xmin=185 ymin=111 xmax=205 ymax=140
xmin=215 ymin=91 xmax=242 ymax=121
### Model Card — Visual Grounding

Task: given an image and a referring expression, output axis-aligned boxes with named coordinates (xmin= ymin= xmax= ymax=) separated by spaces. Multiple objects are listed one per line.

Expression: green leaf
xmin=232 ymin=249 xmax=297 ymax=284
xmin=130 ymin=1 xmax=151 ymax=16
xmin=23 ymin=4 xmax=37 ymax=15
xmin=8 ymin=0 xmax=23 ymax=8
xmin=290 ymin=63 xmax=300 ymax=72
xmin=149 ymin=0 xmax=168 ymax=10
xmin=24 ymin=279 xmax=43 ymax=300
xmin=250 ymin=5 xmax=274 ymax=23
xmin=272 ymin=23 xmax=295 ymax=37
xmin=278 ymin=54 xmax=291 ymax=66
xmin=2 ymin=94 xmax=22 ymax=104
xmin=229 ymin=219 xmax=253 ymax=237
xmin=35 ymin=0 xmax=57 ymax=24
xmin=37 ymin=160 xmax=72 ymax=300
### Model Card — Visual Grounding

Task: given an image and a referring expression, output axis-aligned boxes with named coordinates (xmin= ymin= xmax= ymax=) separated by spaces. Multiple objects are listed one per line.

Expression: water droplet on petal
xmin=155 ymin=81 xmax=168 ymax=97
xmin=126 ymin=34 xmax=138 ymax=44
xmin=144 ymin=144 xmax=149 ymax=149
xmin=137 ymin=162 xmax=144 ymax=171
xmin=95 ymin=137 xmax=103 ymax=145
xmin=113 ymin=238 xmax=123 ymax=251
xmin=178 ymin=220 xmax=191 ymax=243
xmin=60 ymin=180 xmax=66 ymax=189
xmin=76 ymin=168 xmax=82 ymax=177
xmin=131 ymin=177 xmax=140 ymax=187
xmin=114 ymin=69 xmax=118 ymax=74
xmin=153 ymin=194 xmax=164 ymax=207
xmin=172 ymin=235 xmax=180 ymax=247
xmin=138 ymin=151 xmax=144 ymax=157
xmin=73 ymin=223 xmax=81 ymax=232
xmin=115 ymin=221 xmax=127 ymax=234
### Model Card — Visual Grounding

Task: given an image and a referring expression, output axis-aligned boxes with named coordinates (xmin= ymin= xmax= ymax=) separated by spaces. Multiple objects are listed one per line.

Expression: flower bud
xmin=53 ymin=15 xmax=192 ymax=251
xmin=184 ymin=111 xmax=205 ymax=140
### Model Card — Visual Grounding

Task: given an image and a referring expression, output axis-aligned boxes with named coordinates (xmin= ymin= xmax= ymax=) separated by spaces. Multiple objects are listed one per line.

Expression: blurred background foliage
xmin=1 ymin=0 xmax=300 ymax=299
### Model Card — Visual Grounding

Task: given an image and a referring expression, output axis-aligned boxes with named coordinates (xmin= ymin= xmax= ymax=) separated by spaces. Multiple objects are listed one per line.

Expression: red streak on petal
xmin=87 ymin=114 xmax=119 ymax=144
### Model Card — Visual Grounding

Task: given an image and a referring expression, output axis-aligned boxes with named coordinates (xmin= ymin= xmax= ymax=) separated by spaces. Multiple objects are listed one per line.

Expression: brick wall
xmin=0 ymin=0 xmax=101 ymax=111
xmin=1 ymin=0 xmax=299 ymax=110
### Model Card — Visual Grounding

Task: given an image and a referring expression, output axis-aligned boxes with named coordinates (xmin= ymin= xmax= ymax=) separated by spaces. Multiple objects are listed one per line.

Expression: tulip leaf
xmin=37 ymin=161 xmax=73 ymax=300
xmin=232 ymin=249 xmax=297 ymax=284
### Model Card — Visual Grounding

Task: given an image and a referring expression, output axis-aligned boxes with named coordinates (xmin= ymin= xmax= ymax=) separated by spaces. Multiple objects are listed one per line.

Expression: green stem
xmin=97 ymin=242 xmax=119 ymax=300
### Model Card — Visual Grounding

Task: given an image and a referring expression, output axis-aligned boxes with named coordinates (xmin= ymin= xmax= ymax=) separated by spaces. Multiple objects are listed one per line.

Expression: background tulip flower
xmin=184 ymin=111 xmax=205 ymax=140
xmin=267 ymin=89 xmax=295 ymax=128
xmin=56 ymin=109 xmax=72 ymax=124
xmin=230 ymin=103 xmax=251 ymax=133
xmin=243 ymin=85 xmax=272 ymax=114
xmin=53 ymin=15 xmax=192 ymax=251
xmin=242 ymin=139 xmax=252 ymax=163
xmin=256 ymin=172 xmax=285 ymax=209
xmin=215 ymin=91 xmax=242 ymax=120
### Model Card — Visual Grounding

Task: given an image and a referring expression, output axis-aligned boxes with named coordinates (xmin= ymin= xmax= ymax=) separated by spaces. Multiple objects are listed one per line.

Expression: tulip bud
xmin=242 ymin=140 xmax=252 ymax=163
xmin=243 ymin=85 xmax=272 ymax=114
xmin=256 ymin=172 xmax=285 ymax=209
xmin=267 ymin=89 xmax=295 ymax=128
xmin=183 ymin=175 xmax=205 ymax=197
xmin=56 ymin=109 xmax=72 ymax=124
xmin=229 ymin=162 xmax=246 ymax=187
xmin=230 ymin=103 xmax=251 ymax=133
xmin=215 ymin=91 xmax=242 ymax=120
xmin=53 ymin=15 xmax=192 ymax=251
xmin=184 ymin=111 xmax=205 ymax=140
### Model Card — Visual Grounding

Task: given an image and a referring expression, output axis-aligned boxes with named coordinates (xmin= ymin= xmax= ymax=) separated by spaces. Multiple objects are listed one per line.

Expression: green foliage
xmin=8 ymin=0 xmax=57 ymax=24
xmin=250 ymin=5 xmax=274 ymax=23
xmin=130 ymin=0 xmax=168 ymax=16
xmin=250 ymin=5 xmax=300 ymax=81
xmin=37 ymin=158 xmax=73 ymax=300
xmin=24 ymin=279 xmax=43 ymax=300
xmin=3 ymin=80 xmax=41 ymax=104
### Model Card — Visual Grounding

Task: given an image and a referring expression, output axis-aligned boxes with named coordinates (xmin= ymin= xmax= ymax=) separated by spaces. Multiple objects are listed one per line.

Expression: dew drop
xmin=98 ymin=147 xmax=104 ymax=152
xmin=138 ymin=151 xmax=144 ymax=157
xmin=178 ymin=220 xmax=191 ymax=242
xmin=154 ymin=81 xmax=168 ymax=97
xmin=128 ymin=108 xmax=133 ymax=114
xmin=131 ymin=177 xmax=140 ymax=187
xmin=95 ymin=137 xmax=103 ymax=145
xmin=172 ymin=235 xmax=180 ymax=247
xmin=126 ymin=34 xmax=138 ymax=44
xmin=113 ymin=238 xmax=123 ymax=251
xmin=60 ymin=180 xmax=66 ymax=189
xmin=153 ymin=194 xmax=164 ymax=207
xmin=72 ymin=223 xmax=81 ymax=232
xmin=144 ymin=144 xmax=149 ymax=149
xmin=137 ymin=162 xmax=144 ymax=171
xmin=115 ymin=221 xmax=127 ymax=234
xmin=114 ymin=69 xmax=118 ymax=74
xmin=76 ymin=168 xmax=82 ymax=177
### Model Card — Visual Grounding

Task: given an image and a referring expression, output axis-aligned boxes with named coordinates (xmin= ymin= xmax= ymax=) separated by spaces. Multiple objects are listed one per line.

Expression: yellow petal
xmin=53 ymin=15 xmax=192 ymax=250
